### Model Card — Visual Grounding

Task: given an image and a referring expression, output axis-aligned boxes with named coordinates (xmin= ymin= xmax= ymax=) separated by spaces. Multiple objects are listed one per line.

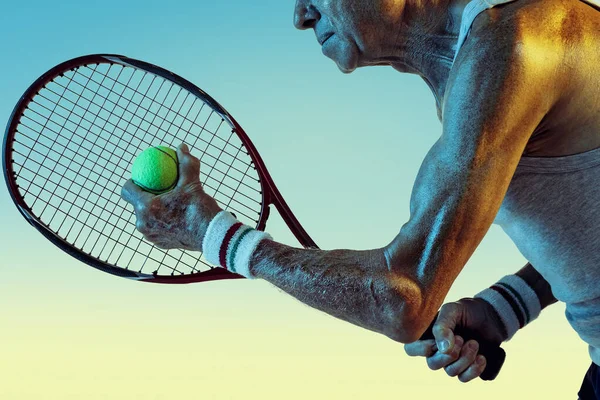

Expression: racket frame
xmin=3 ymin=54 xmax=317 ymax=284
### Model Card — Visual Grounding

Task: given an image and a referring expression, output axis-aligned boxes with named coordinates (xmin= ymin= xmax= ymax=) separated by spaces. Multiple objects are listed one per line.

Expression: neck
xmin=371 ymin=0 xmax=472 ymax=118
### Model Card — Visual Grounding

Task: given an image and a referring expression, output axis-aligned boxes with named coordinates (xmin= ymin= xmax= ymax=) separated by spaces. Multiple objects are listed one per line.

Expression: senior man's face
xmin=293 ymin=0 xmax=404 ymax=73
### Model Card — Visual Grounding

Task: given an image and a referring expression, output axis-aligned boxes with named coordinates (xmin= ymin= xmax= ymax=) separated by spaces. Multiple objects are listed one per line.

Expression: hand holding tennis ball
xmin=131 ymin=146 xmax=179 ymax=194
xmin=122 ymin=143 xmax=222 ymax=251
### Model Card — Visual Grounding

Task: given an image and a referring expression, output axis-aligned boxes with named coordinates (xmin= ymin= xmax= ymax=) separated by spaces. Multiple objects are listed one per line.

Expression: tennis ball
xmin=131 ymin=146 xmax=178 ymax=194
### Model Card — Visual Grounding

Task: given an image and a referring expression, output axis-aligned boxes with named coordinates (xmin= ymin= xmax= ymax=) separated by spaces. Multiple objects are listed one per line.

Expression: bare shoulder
xmin=449 ymin=0 xmax=600 ymax=155
xmin=444 ymin=0 xmax=563 ymax=121
xmin=462 ymin=0 xmax=600 ymax=77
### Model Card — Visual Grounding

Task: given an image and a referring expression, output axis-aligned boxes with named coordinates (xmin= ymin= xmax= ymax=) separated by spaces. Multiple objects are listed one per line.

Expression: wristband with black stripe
xmin=475 ymin=275 xmax=542 ymax=340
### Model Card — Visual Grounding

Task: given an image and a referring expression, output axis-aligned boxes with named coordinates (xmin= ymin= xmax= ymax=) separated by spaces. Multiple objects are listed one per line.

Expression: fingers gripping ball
xmin=131 ymin=146 xmax=179 ymax=194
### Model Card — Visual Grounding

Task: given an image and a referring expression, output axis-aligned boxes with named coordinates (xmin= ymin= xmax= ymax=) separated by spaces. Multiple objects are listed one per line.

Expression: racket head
xmin=3 ymin=54 xmax=275 ymax=283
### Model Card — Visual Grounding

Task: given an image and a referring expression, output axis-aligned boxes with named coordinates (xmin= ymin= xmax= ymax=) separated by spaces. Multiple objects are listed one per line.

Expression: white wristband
xmin=201 ymin=211 xmax=272 ymax=279
xmin=475 ymin=275 xmax=542 ymax=341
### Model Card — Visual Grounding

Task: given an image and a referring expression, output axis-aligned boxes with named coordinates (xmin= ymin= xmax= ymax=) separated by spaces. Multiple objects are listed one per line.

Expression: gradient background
xmin=0 ymin=1 xmax=590 ymax=399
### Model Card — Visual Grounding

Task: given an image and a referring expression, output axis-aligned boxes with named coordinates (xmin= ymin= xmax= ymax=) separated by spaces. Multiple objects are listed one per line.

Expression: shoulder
xmin=457 ymin=0 xmax=595 ymax=65
xmin=444 ymin=0 xmax=571 ymax=117
xmin=455 ymin=0 xmax=568 ymax=62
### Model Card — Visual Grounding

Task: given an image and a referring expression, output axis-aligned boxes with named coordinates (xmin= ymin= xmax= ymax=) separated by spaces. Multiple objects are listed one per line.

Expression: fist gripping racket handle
xmin=420 ymin=315 xmax=506 ymax=381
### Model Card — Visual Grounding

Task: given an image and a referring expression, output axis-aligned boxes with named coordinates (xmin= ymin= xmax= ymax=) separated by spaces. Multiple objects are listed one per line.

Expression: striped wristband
xmin=201 ymin=211 xmax=272 ymax=279
xmin=475 ymin=275 xmax=542 ymax=341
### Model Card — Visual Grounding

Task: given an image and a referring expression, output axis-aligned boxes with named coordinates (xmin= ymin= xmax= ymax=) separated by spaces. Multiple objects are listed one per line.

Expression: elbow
xmin=377 ymin=274 xmax=430 ymax=344
xmin=385 ymin=325 xmax=422 ymax=344
xmin=383 ymin=309 xmax=428 ymax=344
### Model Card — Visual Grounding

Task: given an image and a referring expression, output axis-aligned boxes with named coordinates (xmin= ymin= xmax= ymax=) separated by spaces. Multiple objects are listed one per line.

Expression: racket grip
xmin=419 ymin=315 xmax=506 ymax=381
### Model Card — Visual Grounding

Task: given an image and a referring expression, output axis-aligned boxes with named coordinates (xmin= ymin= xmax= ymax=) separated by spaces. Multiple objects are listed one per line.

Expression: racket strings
xmin=11 ymin=62 xmax=263 ymax=277
xmin=14 ymin=122 xmax=260 ymax=232
xmin=26 ymin=71 xmax=262 ymax=207
xmin=18 ymin=64 xmax=178 ymax=272
xmin=47 ymin=64 xmax=152 ymax=271
xmin=61 ymin=66 xmax=257 ymax=180
xmin=14 ymin=169 xmax=194 ymax=273
xmin=11 ymin=152 xmax=131 ymax=228
xmin=41 ymin=75 xmax=256 ymax=188
xmin=26 ymin=63 xmax=107 ymax=216
xmin=49 ymin=65 xmax=132 ymax=253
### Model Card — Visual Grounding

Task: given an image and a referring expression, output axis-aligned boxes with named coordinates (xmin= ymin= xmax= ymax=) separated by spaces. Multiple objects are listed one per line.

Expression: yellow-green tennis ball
xmin=131 ymin=146 xmax=178 ymax=194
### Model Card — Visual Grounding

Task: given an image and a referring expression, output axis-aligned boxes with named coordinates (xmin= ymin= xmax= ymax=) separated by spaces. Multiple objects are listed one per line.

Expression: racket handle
xmin=419 ymin=315 xmax=506 ymax=381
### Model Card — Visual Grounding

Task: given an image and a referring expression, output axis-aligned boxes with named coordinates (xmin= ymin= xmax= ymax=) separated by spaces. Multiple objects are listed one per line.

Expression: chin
xmin=336 ymin=63 xmax=356 ymax=74
xmin=330 ymin=54 xmax=358 ymax=74
xmin=323 ymin=42 xmax=359 ymax=74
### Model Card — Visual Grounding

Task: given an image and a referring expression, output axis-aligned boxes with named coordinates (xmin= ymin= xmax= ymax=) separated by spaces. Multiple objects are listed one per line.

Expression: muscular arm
xmin=249 ymin=29 xmax=558 ymax=344
xmin=250 ymin=243 xmax=422 ymax=342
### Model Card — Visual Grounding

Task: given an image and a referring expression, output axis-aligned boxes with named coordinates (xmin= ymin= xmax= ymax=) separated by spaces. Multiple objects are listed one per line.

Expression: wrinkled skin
xmin=121 ymin=144 xmax=222 ymax=251
xmin=292 ymin=0 xmax=471 ymax=117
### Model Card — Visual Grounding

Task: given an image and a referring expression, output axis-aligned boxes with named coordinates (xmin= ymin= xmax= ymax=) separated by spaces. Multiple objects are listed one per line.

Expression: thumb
xmin=121 ymin=178 xmax=155 ymax=205
xmin=432 ymin=303 xmax=460 ymax=354
xmin=176 ymin=143 xmax=201 ymax=187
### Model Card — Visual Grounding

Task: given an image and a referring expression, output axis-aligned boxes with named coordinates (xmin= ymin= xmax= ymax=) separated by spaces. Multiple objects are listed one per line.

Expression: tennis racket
xmin=3 ymin=54 xmax=505 ymax=380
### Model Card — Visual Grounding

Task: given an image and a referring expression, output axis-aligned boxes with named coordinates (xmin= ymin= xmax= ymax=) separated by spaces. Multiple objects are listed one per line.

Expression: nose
xmin=293 ymin=0 xmax=320 ymax=30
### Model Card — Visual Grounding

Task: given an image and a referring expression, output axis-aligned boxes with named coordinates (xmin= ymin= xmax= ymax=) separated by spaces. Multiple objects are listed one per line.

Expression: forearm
xmin=515 ymin=262 xmax=557 ymax=310
xmin=249 ymin=240 xmax=424 ymax=343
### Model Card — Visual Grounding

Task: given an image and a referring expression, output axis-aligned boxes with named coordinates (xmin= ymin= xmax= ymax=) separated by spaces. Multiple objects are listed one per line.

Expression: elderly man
xmin=121 ymin=0 xmax=600 ymax=397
